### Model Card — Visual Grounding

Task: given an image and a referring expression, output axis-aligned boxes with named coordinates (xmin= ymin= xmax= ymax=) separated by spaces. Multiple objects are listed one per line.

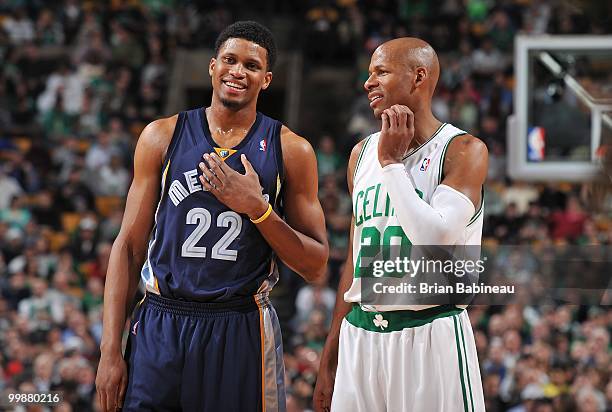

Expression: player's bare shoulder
xmin=280 ymin=125 xmax=316 ymax=166
xmin=443 ymin=133 xmax=489 ymax=178
xmin=136 ymin=114 xmax=180 ymax=164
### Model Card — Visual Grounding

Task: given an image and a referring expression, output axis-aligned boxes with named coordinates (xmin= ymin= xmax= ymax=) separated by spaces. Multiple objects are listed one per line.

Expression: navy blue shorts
xmin=122 ymin=293 xmax=286 ymax=412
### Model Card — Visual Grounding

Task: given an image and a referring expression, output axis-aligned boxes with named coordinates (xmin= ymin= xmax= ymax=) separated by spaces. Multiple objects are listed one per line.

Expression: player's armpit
xmin=439 ymin=134 xmax=488 ymax=209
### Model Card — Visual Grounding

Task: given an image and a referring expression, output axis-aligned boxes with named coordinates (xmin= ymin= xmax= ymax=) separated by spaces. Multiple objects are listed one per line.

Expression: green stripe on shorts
xmin=459 ymin=316 xmax=475 ymax=412
xmin=345 ymin=304 xmax=463 ymax=333
xmin=453 ymin=315 xmax=469 ymax=412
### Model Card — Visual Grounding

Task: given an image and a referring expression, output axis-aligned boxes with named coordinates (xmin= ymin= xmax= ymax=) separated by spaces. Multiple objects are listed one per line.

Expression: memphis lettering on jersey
xmin=354 ymin=182 xmax=423 ymax=227
xmin=168 ymin=168 xmax=206 ymax=206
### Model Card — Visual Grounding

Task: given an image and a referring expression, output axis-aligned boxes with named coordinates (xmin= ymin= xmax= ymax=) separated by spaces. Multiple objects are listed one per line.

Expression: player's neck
xmin=410 ymin=111 xmax=443 ymax=150
xmin=207 ymin=100 xmax=257 ymax=133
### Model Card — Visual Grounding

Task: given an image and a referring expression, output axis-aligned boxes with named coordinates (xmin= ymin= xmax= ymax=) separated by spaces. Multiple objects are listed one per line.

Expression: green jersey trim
xmin=402 ymin=123 xmax=447 ymax=160
xmin=345 ymin=304 xmax=463 ymax=333
xmin=437 ymin=132 xmax=468 ymax=184
xmin=467 ymin=187 xmax=484 ymax=227
xmin=353 ymin=135 xmax=372 ymax=182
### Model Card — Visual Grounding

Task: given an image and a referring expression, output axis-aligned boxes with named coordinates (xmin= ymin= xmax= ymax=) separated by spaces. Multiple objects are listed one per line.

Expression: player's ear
xmin=209 ymin=57 xmax=216 ymax=77
xmin=261 ymin=71 xmax=273 ymax=90
xmin=414 ymin=67 xmax=427 ymax=88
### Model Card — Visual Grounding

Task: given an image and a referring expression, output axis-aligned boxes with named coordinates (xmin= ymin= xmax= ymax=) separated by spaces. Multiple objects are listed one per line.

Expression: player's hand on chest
xmin=199 ymin=152 xmax=268 ymax=220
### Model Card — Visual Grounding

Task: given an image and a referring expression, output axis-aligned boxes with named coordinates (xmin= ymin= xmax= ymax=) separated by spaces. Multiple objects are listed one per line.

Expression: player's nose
xmin=364 ymin=74 xmax=377 ymax=91
xmin=229 ymin=64 xmax=246 ymax=78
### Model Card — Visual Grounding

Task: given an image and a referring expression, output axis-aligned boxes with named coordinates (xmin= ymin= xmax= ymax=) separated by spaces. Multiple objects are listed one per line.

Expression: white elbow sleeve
xmin=381 ymin=164 xmax=475 ymax=245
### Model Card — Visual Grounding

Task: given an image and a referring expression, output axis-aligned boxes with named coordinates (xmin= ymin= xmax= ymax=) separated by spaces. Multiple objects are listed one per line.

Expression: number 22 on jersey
xmin=181 ymin=207 xmax=242 ymax=261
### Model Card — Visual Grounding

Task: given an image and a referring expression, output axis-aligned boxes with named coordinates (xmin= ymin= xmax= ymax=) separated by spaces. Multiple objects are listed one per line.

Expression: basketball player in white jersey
xmin=314 ymin=38 xmax=488 ymax=412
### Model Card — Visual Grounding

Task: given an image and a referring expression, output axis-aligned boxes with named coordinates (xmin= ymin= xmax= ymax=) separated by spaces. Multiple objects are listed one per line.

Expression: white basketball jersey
xmin=344 ymin=123 xmax=484 ymax=311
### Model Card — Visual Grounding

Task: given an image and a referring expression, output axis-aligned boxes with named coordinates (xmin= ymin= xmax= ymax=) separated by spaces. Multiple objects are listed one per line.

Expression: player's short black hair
xmin=214 ymin=21 xmax=277 ymax=71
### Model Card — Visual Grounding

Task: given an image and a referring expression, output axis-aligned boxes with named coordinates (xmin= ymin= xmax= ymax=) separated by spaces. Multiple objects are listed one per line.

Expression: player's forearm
xmin=100 ymin=238 xmax=143 ymax=355
xmin=254 ymin=212 xmax=328 ymax=282
xmin=381 ymin=164 xmax=474 ymax=244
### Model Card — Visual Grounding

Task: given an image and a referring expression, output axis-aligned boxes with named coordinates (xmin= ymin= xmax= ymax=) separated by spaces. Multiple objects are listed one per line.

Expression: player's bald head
xmin=374 ymin=37 xmax=440 ymax=95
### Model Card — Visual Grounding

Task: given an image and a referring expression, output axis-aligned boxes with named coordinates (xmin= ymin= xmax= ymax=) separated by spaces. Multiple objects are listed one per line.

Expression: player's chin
xmin=220 ymin=96 xmax=247 ymax=111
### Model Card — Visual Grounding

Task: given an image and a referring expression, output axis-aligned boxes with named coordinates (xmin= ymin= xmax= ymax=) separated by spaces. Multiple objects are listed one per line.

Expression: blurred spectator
xmin=97 ymin=154 xmax=130 ymax=196
xmin=56 ymin=168 xmax=96 ymax=213
xmin=36 ymin=9 xmax=65 ymax=45
xmin=315 ymin=135 xmax=343 ymax=179
xmin=69 ymin=216 xmax=100 ymax=264
xmin=549 ymin=196 xmax=587 ymax=241
xmin=37 ymin=61 xmax=85 ymax=117
xmin=294 ymin=268 xmax=335 ymax=327
xmin=471 ymin=37 xmax=507 ymax=76
xmin=0 ymin=168 xmax=23 ymax=210
xmin=110 ymin=22 xmax=145 ymax=70
xmin=0 ymin=196 xmax=31 ymax=230
xmin=2 ymin=8 xmax=35 ymax=45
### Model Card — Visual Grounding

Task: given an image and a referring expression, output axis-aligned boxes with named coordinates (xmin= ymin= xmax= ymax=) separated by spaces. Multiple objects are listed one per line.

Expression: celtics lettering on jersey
xmin=345 ymin=123 xmax=484 ymax=311
xmin=353 ymin=181 xmax=423 ymax=278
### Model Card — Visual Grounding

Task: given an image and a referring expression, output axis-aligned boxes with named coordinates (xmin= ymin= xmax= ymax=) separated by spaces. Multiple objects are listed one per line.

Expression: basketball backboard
xmin=508 ymin=35 xmax=612 ymax=181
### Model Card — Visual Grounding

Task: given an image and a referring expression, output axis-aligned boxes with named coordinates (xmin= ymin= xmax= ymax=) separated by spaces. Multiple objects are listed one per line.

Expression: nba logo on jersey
xmin=219 ymin=149 xmax=229 ymax=158
xmin=259 ymin=139 xmax=267 ymax=151
xmin=420 ymin=157 xmax=431 ymax=171
xmin=527 ymin=127 xmax=545 ymax=161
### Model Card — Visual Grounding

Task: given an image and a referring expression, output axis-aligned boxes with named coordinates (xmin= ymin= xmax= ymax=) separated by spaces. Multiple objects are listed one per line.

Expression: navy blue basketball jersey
xmin=141 ymin=107 xmax=284 ymax=302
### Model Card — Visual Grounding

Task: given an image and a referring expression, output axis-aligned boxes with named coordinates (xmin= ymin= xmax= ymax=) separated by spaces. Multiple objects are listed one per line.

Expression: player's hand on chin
xmin=378 ymin=104 xmax=415 ymax=168
xmin=199 ymin=153 xmax=269 ymax=220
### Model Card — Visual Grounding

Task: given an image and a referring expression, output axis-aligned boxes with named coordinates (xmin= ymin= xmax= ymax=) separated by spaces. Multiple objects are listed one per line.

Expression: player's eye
xmin=223 ymin=56 xmax=235 ymax=64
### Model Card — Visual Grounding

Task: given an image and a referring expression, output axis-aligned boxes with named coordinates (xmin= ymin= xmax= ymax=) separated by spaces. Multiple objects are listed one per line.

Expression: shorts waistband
xmin=346 ymin=304 xmax=463 ymax=333
xmin=144 ymin=292 xmax=269 ymax=316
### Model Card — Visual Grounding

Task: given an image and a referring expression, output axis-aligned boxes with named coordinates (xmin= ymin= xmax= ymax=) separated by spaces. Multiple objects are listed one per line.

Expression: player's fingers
xmin=208 ymin=152 xmax=230 ymax=175
xmin=386 ymin=108 xmax=399 ymax=130
xmin=199 ymin=169 xmax=221 ymax=192
xmin=104 ymin=388 xmax=115 ymax=412
xmin=395 ymin=106 xmax=407 ymax=131
xmin=403 ymin=106 xmax=415 ymax=129
xmin=241 ymin=154 xmax=255 ymax=175
xmin=381 ymin=112 xmax=389 ymax=132
xmin=200 ymin=160 xmax=225 ymax=189
xmin=98 ymin=389 xmax=107 ymax=412
xmin=203 ymin=153 xmax=226 ymax=178
xmin=117 ymin=373 xmax=127 ymax=409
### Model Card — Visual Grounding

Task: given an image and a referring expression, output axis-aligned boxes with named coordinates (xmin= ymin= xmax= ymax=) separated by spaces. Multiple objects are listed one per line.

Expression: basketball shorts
xmin=122 ymin=293 xmax=286 ymax=412
xmin=331 ymin=305 xmax=484 ymax=412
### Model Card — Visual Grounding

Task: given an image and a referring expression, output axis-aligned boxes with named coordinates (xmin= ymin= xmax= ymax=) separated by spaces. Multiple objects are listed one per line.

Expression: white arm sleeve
xmin=381 ymin=163 xmax=475 ymax=245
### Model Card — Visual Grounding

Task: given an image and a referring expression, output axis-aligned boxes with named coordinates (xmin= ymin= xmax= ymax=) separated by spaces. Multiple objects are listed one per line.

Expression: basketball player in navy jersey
xmin=95 ymin=21 xmax=328 ymax=412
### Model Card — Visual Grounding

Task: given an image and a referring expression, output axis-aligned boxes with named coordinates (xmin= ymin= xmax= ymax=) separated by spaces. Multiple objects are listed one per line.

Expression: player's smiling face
xmin=209 ymin=38 xmax=272 ymax=111
xmin=364 ymin=46 xmax=415 ymax=119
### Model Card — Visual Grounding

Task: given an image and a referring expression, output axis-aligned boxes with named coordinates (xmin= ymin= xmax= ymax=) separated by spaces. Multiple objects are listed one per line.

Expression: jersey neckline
xmin=402 ymin=122 xmax=446 ymax=160
xmin=200 ymin=107 xmax=262 ymax=150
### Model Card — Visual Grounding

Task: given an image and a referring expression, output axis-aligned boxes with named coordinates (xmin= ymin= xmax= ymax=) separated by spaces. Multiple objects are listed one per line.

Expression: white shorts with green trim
xmin=331 ymin=305 xmax=485 ymax=412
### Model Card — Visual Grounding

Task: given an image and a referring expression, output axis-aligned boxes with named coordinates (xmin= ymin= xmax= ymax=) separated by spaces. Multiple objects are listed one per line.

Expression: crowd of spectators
xmin=0 ymin=1 xmax=610 ymax=411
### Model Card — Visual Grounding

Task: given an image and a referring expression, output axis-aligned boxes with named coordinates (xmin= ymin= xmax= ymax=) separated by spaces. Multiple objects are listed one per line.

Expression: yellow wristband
xmin=250 ymin=204 xmax=273 ymax=224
